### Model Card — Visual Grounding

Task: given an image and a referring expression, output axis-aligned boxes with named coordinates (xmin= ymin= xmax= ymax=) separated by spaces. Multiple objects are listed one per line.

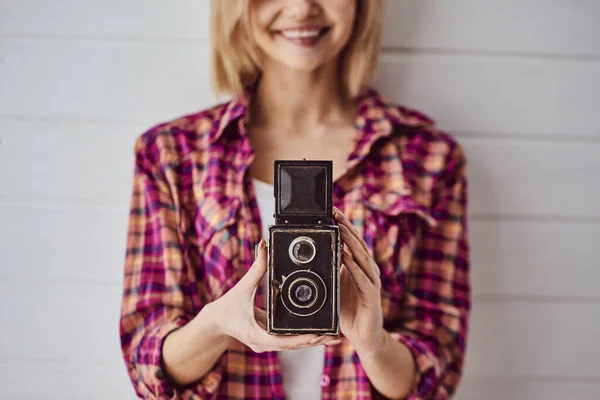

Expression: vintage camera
xmin=265 ymin=160 xmax=341 ymax=335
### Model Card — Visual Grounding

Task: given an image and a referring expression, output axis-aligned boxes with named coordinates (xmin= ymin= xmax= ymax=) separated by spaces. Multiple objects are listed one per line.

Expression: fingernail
xmin=260 ymin=238 xmax=265 ymax=250
xmin=325 ymin=339 xmax=343 ymax=346
xmin=309 ymin=336 xmax=325 ymax=344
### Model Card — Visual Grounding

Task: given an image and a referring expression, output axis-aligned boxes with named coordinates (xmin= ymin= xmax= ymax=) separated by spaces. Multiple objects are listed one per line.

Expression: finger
xmin=340 ymin=225 xmax=379 ymax=284
xmin=333 ymin=208 xmax=369 ymax=254
xmin=252 ymin=310 xmax=335 ymax=347
xmin=240 ymin=239 xmax=267 ymax=295
xmin=254 ymin=307 xmax=267 ymax=330
xmin=254 ymin=329 xmax=321 ymax=351
xmin=335 ymin=212 xmax=381 ymax=282
xmin=341 ymin=249 xmax=373 ymax=293
xmin=341 ymin=227 xmax=379 ymax=282
xmin=339 ymin=264 xmax=349 ymax=283
xmin=334 ymin=210 xmax=381 ymax=280
xmin=320 ymin=337 xmax=344 ymax=347
xmin=340 ymin=265 xmax=357 ymax=293
xmin=248 ymin=311 xmax=323 ymax=351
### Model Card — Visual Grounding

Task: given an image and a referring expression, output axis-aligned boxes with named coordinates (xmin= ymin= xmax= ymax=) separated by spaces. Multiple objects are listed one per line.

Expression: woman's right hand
xmin=205 ymin=238 xmax=342 ymax=352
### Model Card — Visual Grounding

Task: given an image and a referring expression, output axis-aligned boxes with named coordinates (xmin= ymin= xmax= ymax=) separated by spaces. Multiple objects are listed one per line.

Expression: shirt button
xmin=320 ymin=374 xmax=331 ymax=387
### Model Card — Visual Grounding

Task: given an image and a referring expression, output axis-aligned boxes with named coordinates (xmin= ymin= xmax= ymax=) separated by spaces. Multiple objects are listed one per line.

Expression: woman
xmin=119 ymin=0 xmax=470 ymax=399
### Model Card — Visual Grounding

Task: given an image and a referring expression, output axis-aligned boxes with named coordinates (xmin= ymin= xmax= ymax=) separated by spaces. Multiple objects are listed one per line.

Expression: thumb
xmin=240 ymin=238 xmax=267 ymax=292
xmin=254 ymin=307 xmax=267 ymax=330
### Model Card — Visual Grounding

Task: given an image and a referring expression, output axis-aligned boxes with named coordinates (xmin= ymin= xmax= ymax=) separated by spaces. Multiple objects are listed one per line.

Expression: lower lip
xmin=278 ymin=31 xmax=327 ymax=47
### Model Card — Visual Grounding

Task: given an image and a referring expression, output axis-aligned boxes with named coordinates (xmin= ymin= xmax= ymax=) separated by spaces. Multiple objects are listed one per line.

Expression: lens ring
xmin=281 ymin=270 xmax=327 ymax=317
xmin=288 ymin=278 xmax=318 ymax=309
xmin=289 ymin=236 xmax=317 ymax=265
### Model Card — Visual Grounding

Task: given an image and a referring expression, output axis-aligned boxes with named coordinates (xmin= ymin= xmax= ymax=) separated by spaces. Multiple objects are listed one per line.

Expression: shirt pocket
xmin=193 ymin=195 xmax=242 ymax=300
xmin=363 ymin=189 xmax=434 ymax=295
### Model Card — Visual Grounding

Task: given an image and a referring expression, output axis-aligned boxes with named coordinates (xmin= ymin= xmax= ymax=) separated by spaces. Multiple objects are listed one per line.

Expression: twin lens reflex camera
xmin=264 ymin=160 xmax=341 ymax=335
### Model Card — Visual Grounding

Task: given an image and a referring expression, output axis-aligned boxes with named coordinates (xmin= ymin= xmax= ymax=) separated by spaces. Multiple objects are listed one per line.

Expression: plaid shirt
xmin=119 ymin=88 xmax=470 ymax=400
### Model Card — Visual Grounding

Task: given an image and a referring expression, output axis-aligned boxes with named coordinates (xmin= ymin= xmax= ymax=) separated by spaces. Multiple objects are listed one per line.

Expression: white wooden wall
xmin=1 ymin=1 xmax=599 ymax=399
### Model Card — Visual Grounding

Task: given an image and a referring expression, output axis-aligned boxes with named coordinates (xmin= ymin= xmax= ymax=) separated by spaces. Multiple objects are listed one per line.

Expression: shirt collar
xmin=206 ymin=87 xmax=437 ymax=225
xmin=209 ymin=86 xmax=434 ymax=149
xmin=210 ymin=90 xmax=252 ymax=145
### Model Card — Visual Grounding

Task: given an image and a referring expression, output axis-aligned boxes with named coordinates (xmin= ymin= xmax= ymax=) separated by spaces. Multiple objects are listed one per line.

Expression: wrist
xmin=355 ymin=330 xmax=418 ymax=399
xmin=197 ymin=301 xmax=233 ymax=344
xmin=161 ymin=303 xmax=233 ymax=387
xmin=353 ymin=329 xmax=389 ymax=359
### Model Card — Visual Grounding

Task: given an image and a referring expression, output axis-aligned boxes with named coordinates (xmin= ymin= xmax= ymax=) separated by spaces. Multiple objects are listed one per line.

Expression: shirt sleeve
xmin=119 ymin=134 xmax=223 ymax=399
xmin=390 ymin=142 xmax=471 ymax=399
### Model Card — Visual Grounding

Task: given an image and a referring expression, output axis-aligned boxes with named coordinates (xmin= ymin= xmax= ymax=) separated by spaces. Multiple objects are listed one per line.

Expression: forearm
xmin=161 ymin=302 xmax=233 ymax=387
xmin=356 ymin=330 xmax=416 ymax=399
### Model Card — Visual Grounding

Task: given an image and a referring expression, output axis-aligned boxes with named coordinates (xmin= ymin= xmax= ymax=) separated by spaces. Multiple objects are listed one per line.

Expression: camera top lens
xmin=293 ymin=242 xmax=313 ymax=262
xmin=289 ymin=236 xmax=316 ymax=265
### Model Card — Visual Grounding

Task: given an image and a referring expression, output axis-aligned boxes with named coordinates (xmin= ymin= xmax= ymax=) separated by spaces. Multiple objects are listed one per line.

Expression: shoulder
xmin=132 ymin=101 xmax=231 ymax=167
xmin=383 ymin=100 xmax=467 ymax=183
xmin=359 ymin=90 xmax=467 ymax=207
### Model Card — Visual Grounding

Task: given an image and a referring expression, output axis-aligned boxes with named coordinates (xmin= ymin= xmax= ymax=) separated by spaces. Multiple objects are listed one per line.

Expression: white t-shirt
xmin=252 ymin=178 xmax=325 ymax=400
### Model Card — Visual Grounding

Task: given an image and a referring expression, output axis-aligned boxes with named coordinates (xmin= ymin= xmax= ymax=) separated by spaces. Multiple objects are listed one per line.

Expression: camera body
xmin=265 ymin=160 xmax=341 ymax=335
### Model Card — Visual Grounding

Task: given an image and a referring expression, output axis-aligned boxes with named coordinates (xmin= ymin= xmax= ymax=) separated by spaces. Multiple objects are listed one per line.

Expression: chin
xmin=271 ymin=52 xmax=338 ymax=74
xmin=281 ymin=60 xmax=328 ymax=72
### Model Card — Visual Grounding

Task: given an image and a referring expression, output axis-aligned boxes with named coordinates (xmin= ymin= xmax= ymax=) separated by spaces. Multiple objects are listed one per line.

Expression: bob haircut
xmin=210 ymin=0 xmax=382 ymax=99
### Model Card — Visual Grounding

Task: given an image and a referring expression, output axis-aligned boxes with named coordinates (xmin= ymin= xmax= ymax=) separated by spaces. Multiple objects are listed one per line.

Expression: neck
xmin=249 ymin=60 xmax=356 ymax=135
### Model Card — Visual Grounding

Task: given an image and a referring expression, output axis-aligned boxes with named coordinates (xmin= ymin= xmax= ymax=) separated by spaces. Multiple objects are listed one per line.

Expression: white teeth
xmin=281 ymin=30 xmax=321 ymax=39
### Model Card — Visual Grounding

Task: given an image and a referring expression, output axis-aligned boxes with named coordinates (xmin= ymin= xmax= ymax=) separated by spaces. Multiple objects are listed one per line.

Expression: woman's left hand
xmin=333 ymin=207 xmax=386 ymax=354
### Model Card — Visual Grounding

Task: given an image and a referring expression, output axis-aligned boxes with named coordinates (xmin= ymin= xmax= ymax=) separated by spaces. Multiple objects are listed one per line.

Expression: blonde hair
xmin=210 ymin=0 xmax=382 ymax=99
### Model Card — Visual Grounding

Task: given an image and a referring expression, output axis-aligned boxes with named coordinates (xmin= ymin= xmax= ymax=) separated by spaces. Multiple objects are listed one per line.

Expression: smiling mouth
xmin=275 ymin=27 xmax=331 ymax=47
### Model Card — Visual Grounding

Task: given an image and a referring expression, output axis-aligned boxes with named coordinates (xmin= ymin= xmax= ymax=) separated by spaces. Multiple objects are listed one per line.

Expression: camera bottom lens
xmin=295 ymin=284 xmax=313 ymax=303
xmin=289 ymin=279 xmax=318 ymax=309
xmin=281 ymin=270 xmax=327 ymax=317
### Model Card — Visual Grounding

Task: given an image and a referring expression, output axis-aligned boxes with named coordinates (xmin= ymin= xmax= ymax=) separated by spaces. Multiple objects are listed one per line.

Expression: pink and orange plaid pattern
xmin=119 ymin=88 xmax=470 ymax=399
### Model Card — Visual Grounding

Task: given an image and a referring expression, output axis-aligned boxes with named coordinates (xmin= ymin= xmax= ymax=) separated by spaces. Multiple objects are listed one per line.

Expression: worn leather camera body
xmin=265 ymin=160 xmax=341 ymax=335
